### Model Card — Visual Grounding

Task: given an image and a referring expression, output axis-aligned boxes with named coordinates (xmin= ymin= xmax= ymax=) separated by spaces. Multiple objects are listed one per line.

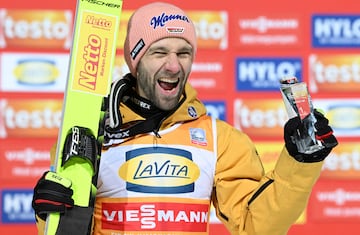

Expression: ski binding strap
xmin=62 ymin=126 xmax=98 ymax=172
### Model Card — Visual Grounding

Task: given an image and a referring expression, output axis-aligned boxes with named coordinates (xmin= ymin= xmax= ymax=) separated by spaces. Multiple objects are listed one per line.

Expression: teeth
xmin=159 ymin=78 xmax=178 ymax=83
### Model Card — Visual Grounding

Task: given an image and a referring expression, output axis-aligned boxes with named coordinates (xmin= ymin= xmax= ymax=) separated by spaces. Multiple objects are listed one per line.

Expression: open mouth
xmin=158 ymin=78 xmax=179 ymax=91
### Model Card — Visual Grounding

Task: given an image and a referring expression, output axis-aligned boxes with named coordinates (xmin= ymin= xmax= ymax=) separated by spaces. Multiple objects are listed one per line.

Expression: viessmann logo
xmin=101 ymin=201 xmax=209 ymax=232
xmin=119 ymin=147 xmax=200 ymax=194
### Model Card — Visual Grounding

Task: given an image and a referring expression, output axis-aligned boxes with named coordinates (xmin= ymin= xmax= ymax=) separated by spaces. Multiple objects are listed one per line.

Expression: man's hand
xmin=284 ymin=109 xmax=338 ymax=163
xmin=32 ymin=171 xmax=74 ymax=221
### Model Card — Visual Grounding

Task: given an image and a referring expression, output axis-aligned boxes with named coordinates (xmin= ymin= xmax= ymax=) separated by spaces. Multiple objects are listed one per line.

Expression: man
xmin=32 ymin=2 xmax=338 ymax=235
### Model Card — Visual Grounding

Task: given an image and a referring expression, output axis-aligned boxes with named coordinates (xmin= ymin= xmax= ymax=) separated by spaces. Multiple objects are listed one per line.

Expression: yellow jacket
xmin=36 ymin=82 xmax=323 ymax=235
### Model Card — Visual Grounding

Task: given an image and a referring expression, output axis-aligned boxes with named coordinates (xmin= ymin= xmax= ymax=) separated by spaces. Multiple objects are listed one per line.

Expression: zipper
xmin=247 ymin=179 xmax=274 ymax=206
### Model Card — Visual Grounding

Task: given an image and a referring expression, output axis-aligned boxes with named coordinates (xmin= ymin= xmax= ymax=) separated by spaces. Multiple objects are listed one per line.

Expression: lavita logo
xmin=236 ymin=57 xmax=302 ymax=91
xmin=312 ymin=15 xmax=360 ymax=47
xmin=1 ymin=189 xmax=35 ymax=223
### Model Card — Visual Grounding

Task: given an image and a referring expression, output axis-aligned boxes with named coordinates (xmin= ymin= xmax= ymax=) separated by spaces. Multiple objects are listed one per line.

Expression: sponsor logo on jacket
xmin=119 ymin=147 xmax=200 ymax=194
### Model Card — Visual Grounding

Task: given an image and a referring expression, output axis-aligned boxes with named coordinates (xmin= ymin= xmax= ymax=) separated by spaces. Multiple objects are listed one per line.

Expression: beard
xmin=136 ymin=62 xmax=187 ymax=111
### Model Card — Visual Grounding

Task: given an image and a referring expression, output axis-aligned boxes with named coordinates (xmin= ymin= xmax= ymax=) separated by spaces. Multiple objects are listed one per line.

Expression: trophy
xmin=280 ymin=76 xmax=324 ymax=154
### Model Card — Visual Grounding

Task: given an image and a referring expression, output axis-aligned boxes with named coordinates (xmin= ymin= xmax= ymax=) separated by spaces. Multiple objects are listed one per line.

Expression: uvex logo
xmin=119 ymin=147 xmax=200 ymax=194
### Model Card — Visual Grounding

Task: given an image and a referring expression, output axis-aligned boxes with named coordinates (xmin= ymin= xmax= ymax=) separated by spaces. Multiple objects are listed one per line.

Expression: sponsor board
xmin=309 ymin=180 xmax=360 ymax=222
xmin=312 ymin=14 xmax=360 ymax=48
xmin=1 ymin=189 xmax=35 ymax=224
xmin=189 ymin=51 xmax=227 ymax=91
xmin=233 ymin=98 xmax=287 ymax=139
xmin=322 ymin=142 xmax=360 ymax=179
xmin=113 ymin=53 xmax=130 ymax=79
xmin=0 ymin=99 xmax=62 ymax=139
xmin=0 ymin=139 xmax=52 ymax=181
xmin=235 ymin=57 xmax=302 ymax=91
xmin=204 ymin=101 xmax=226 ymax=121
xmin=0 ymin=9 xmax=73 ymax=49
xmin=188 ymin=11 xmax=228 ymax=50
xmin=116 ymin=10 xmax=228 ymax=50
xmin=309 ymin=53 xmax=360 ymax=94
xmin=116 ymin=10 xmax=132 ymax=49
xmin=0 ymin=52 xmax=69 ymax=92
xmin=234 ymin=14 xmax=303 ymax=48
xmin=313 ymin=99 xmax=360 ymax=137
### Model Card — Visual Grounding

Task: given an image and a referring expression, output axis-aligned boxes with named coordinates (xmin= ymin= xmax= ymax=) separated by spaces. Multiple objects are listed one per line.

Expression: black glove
xmin=284 ymin=109 xmax=338 ymax=163
xmin=32 ymin=171 xmax=74 ymax=221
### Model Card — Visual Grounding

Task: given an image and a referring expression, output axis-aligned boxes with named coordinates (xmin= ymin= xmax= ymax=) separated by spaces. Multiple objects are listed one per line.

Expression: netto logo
xmin=79 ymin=34 xmax=101 ymax=90
xmin=85 ymin=15 xmax=112 ymax=28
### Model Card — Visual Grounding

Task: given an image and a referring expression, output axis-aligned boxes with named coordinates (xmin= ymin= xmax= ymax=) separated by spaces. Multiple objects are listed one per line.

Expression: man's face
xmin=136 ymin=37 xmax=194 ymax=110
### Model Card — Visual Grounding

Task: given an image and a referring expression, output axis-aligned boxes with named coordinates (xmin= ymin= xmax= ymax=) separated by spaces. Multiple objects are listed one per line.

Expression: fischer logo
xmin=236 ymin=57 xmax=302 ymax=91
xmin=102 ymin=202 xmax=208 ymax=232
xmin=81 ymin=0 xmax=121 ymax=8
xmin=312 ymin=15 xmax=360 ymax=47
xmin=239 ymin=16 xmax=298 ymax=33
xmin=79 ymin=34 xmax=102 ymax=90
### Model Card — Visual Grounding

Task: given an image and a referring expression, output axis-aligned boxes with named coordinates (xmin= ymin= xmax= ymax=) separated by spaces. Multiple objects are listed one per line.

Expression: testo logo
xmin=312 ymin=14 xmax=360 ymax=47
xmin=236 ymin=57 xmax=302 ymax=91
xmin=188 ymin=11 xmax=228 ymax=50
xmin=0 ymin=99 xmax=62 ymax=138
xmin=322 ymin=142 xmax=360 ymax=179
xmin=0 ymin=9 xmax=73 ymax=49
xmin=233 ymin=98 xmax=287 ymax=138
xmin=309 ymin=54 xmax=360 ymax=93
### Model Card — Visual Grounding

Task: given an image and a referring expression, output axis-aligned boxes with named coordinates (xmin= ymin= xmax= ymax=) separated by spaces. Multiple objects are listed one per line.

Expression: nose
xmin=164 ymin=52 xmax=181 ymax=73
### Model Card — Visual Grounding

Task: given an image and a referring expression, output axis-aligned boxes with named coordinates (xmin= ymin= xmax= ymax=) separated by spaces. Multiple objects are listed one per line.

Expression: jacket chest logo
xmin=119 ymin=147 xmax=200 ymax=194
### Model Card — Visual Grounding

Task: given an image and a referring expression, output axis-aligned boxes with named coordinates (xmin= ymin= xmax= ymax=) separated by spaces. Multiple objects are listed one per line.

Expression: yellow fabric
xmin=36 ymin=82 xmax=324 ymax=235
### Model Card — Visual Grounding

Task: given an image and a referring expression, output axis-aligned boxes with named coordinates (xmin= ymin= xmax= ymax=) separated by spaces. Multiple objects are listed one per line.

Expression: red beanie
xmin=124 ymin=2 xmax=197 ymax=76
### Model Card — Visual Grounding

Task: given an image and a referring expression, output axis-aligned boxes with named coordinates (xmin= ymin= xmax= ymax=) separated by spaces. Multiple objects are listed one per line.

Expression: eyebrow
xmin=148 ymin=45 xmax=193 ymax=53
